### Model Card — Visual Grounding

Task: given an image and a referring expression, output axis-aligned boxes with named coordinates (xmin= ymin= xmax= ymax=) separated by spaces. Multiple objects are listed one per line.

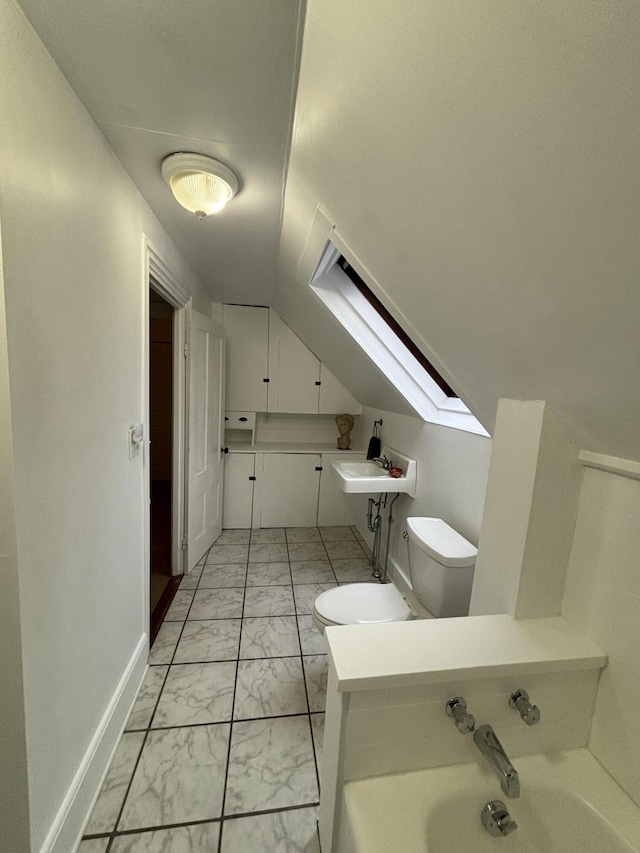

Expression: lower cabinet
xmin=222 ymin=453 xmax=255 ymax=529
xmin=223 ymin=451 xmax=366 ymax=529
xmin=257 ymin=454 xmax=321 ymax=528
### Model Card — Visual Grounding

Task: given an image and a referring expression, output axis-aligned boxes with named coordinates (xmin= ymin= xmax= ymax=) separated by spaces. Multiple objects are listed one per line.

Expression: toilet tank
xmin=405 ymin=517 xmax=478 ymax=617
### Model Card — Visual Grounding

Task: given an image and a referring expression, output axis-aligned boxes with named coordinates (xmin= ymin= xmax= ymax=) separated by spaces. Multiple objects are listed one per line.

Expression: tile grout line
xmin=89 ymin=801 xmax=325 ymax=845
xmin=102 ymin=544 xmax=213 ymax=852
xmin=216 ymin=548 xmax=249 ymax=853
xmin=93 ymin=533 xmax=342 ymax=850
xmin=288 ymin=535 xmax=324 ymax=798
xmin=90 ymin=800 xmax=323 ymax=845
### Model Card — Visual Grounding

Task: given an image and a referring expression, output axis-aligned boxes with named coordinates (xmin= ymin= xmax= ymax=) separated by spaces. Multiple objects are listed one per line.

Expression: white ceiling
xmin=17 ymin=0 xmax=305 ymax=304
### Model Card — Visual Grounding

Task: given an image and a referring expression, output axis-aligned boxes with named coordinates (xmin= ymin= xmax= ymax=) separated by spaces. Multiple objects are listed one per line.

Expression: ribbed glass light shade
xmin=161 ymin=153 xmax=239 ymax=218
xmin=169 ymin=171 xmax=233 ymax=216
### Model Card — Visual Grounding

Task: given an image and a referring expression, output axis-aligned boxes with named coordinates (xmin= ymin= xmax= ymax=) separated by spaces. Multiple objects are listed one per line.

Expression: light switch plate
xmin=128 ymin=424 xmax=144 ymax=459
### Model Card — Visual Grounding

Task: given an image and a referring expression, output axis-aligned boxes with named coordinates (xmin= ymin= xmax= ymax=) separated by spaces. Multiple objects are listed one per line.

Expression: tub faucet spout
xmin=473 ymin=724 xmax=520 ymax=799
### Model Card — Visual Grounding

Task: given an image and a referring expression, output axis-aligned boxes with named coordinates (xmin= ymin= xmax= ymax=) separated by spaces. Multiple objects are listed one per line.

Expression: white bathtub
xmin=340 ymin=749 xmax=640 ymax=852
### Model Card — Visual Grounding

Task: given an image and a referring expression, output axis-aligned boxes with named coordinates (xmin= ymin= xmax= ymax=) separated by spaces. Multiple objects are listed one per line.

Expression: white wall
xmin=470 ymin=400 xmax=580 ymax=619
xmin=0 ymin=221 xmax=31 ymax=853
xmin=352 ymin=406 xmax=491 ymax=586
xmin=562 ymin=463 xmax=640 ymax=806
xmin=278 ymin=0 xmax=640 ymax=461
xmin=0 ymin=0 xmax=210 ymax=848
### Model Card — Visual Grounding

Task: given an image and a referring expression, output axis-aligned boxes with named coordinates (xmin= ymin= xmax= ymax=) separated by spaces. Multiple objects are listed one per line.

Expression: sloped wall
xmin=278 ymin=0 xmax=640 ymax=460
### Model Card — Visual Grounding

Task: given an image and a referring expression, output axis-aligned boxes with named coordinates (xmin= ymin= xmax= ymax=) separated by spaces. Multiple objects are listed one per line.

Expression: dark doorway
xmin=149 ymin=286 xmax=180 ymax=641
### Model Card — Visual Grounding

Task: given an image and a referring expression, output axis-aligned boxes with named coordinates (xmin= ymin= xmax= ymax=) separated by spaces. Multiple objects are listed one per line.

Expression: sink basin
xmin=332 ymin=447 xmax=416 ymax=497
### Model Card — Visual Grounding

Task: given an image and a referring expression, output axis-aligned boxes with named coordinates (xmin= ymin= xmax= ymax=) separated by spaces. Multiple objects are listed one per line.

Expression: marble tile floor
xmin=80 ymin=526 xmax=374 ymax=853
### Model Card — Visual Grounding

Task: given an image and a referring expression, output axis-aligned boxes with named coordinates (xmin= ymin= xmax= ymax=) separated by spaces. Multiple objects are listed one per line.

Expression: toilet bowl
xmin=312 ymin=582 xmax=411 ymax=635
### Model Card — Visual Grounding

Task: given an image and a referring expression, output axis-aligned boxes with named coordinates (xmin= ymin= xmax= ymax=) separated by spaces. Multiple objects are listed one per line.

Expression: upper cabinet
xmin=318 ymin=363 xmax=361 ymax=415
xmin=223 ymin=304 xmax=362 ymax=415
xmin=222 ymin=304 xmax=269 ymax=411
xmin=268 ymin=311 xmax=320 ymax=413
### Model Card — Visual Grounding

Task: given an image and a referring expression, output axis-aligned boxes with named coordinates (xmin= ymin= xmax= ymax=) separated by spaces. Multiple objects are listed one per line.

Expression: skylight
xmin=309 ymin=241 xmax=489 ymax=436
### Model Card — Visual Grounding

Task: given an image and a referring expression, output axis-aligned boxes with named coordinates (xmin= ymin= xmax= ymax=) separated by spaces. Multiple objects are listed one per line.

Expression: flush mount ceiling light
xmin=161 ymin=153 xmax=239 ymax=219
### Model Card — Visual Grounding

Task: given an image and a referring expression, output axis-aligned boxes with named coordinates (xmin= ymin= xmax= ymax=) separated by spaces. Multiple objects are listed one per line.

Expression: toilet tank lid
xmin=406 ymin=517 xmax=477 ymax=567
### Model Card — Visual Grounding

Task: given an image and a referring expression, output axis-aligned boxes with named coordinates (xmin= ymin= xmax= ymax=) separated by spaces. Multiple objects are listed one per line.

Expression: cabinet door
xmin=318 ymin=364 xmax=362 ymax=415
xmin=222 ymin=453 xmax=255 ymax=529
xmin=267 ymin=311 xmax=320 ymax=413
xmin=258 ymin=454 xmax=321 ymax=528
xmin=223 ymin=305 xmax=269 ymax=411
xmin=317 ymin=453 xmax=366 ymax=527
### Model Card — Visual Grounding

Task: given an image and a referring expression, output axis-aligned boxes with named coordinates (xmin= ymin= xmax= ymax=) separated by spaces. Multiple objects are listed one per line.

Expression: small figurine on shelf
xmin=335 ymin=413 xmax=355 ymax=450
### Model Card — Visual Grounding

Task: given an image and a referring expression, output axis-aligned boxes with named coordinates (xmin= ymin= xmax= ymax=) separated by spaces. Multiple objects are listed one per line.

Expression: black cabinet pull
xmin=249 ymin=475 xmax=257 ymax=481
xmin=263 ymin=377 xmax=270 ymax=382
xmin=221 ymin=447 xmax=229 ymax=454
xmin=315 ymin=466 xmax=323 ymax=471
xmin=238 ymin=417 xmax=248 ymax=422
xmin=315 ymin=381 xmax=321 ymax=386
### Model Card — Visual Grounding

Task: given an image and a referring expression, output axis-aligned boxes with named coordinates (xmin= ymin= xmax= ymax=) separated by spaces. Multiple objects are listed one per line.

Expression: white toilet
xmin=405 ymin=516 xmax=477 ymax=617
xmin=312 ymin=517 xmax=477 ymax=633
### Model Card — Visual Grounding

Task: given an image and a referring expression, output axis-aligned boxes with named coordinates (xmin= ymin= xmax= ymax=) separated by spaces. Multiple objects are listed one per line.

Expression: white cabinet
xmin=267 ymin=312 xmax=320 ymax=413
xmin=223 ymin=453 xmax=255 ymax=528
xmin=256 ymin=454 xmax=321 ymax=528
xmin=223 ymin=304 xmax=362 ymax=416
xmin=223 ymin=304 xmax=269 ymax=411
xmin=317 ymin=453 xmax=365 ymax=526
xmin=318 ymin=364 xmax=362 ymax=415
xmin=224 ymin=450 xmax=365 ymax=529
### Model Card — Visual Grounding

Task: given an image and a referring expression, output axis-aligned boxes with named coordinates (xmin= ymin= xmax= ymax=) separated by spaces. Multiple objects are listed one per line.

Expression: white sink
xmin=331 ymin=447 xmax=416 ymax=497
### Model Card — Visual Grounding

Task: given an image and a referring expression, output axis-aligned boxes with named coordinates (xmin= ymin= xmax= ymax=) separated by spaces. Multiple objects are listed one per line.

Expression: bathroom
xmin=2 ymin=1 xmax=640 ymax=852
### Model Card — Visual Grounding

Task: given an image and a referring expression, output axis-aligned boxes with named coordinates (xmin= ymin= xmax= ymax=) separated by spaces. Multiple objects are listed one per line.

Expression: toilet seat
xmin=313 ymin=583 xmax=411 ymax=627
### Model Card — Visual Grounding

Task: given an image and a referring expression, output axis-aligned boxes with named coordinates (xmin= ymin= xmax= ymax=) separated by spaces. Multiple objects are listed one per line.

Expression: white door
xmin=188 ymin=309 xmax=224 ymax=568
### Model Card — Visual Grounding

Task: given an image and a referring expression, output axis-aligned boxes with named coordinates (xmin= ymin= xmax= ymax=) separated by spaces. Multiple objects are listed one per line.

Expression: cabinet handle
xmin=249 ymin=476 xmax=257 ymax=481
xmin=263 ymin=377 xmax=270 ymax=382
xmin=221 ymin=447 xmax=229 ymax=454
xmin=315 ymin=466 xmax=323 ymax=471
xmin=315 ymin=381 xmax=321 ymax=386
xmin=238 ymin=417 xmax=248 ymax=422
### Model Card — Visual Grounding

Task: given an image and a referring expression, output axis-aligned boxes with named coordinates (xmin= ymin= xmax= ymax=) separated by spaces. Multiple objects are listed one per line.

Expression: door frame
xmin=143 ymin=239 xmax=191 ymax=619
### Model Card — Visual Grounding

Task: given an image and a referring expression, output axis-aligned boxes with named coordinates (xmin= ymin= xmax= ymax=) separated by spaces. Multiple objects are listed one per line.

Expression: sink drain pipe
xmin=367 ymin=493 xmax=386 ymax=579
xmin=367 ymin=492 xmax=400 ymax=582
xmin=380 ymin=493 xmax=400 ymax=583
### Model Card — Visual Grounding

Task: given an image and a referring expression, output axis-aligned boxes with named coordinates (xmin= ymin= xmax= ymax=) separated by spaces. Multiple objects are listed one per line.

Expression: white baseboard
xmin=389 ymin=555 xmax=411 ymax=593
xmin=39 ymin=634 xmax=149 ymax=853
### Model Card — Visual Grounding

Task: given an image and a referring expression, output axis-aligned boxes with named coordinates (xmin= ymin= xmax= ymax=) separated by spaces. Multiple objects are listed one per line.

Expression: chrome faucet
xmin=509 ymin=688 xmax=541 ymax=726
xmin=373 ymin=455 xmax=392 ymax=470
xmin=473 ymin=724 xmax=520 ymax=799
xmin=445 ymin=696 xmax=476 ymax=734
xmin=481 ymin=800 xmax=518 ymax=837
